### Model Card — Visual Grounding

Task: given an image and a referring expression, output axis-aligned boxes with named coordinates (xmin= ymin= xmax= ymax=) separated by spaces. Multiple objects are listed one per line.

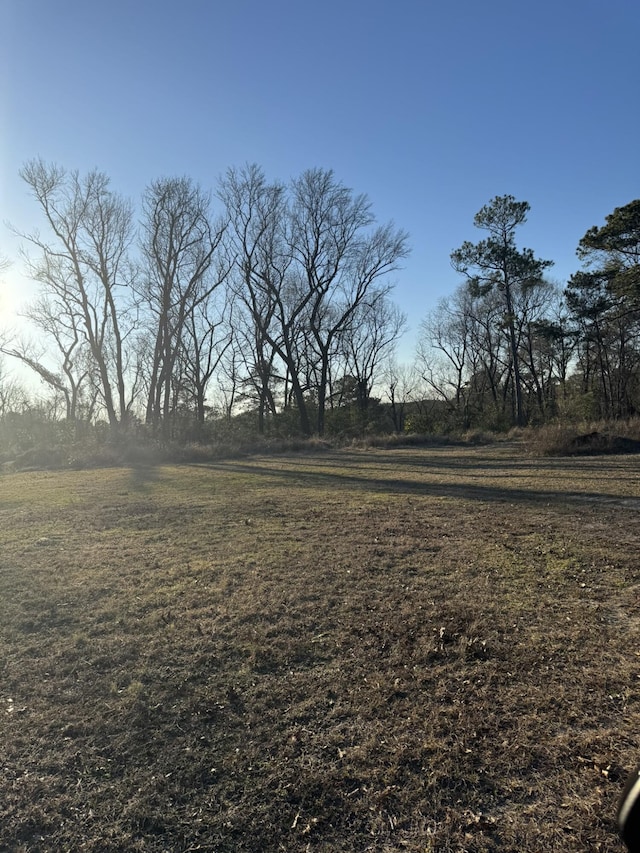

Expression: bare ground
xmin=1 ymin=443 xmax=639 ymax=851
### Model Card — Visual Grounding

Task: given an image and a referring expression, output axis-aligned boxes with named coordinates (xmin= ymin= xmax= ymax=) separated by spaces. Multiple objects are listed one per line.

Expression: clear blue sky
xmin=1 ymin=0 xmax=639 ymax=361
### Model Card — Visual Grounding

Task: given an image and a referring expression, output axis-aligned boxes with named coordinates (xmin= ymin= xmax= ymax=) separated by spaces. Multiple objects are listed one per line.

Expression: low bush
xmin=525 ymin=419 xmax=640 ymax=456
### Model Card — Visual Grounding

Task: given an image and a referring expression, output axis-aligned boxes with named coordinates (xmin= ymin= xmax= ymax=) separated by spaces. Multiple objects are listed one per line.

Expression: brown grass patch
xmin=1 ymin=446 xmax=640 ymax=850
xmin=525 ymin=419 xmax=640 ymax=457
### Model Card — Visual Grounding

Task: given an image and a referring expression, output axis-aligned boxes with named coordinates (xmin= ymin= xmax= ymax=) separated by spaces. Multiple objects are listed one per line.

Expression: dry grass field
xmin=1 ymin=443 xmax=640 ymax=852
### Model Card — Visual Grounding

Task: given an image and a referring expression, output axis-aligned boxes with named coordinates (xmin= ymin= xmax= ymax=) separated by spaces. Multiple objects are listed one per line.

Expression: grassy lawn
xmin=1 ymin=444 xmax=640 ymax=851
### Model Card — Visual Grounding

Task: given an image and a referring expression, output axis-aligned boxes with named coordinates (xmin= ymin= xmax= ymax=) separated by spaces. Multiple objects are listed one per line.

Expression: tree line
xmin=1 ymin=161 xmax=408 ymax=439
xmin=1 ymin=161 xmax=639 ymax=441
xmin=418 ymin=195 xmax=640 ymax=430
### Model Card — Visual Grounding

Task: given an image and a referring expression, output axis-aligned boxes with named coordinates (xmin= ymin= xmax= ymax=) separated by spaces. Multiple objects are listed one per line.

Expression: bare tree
xmin=418 ymin=284 xmax=515 ymax=428
xmin=180 ymin=286 xmax=233 ymax=424
xmin=513 ymin=280 xmax=569 ymax=419
xmin=25 ymin=290 xmax=89 ymax=419
xmin=219 ymin=165 xmax=300 ymax=432
xmin=383 ymin=359 xmax=420 ymax=433
xmin=16 ymin=160 xmax=135 ymax=431
xmin=288 ymin=169 xmax=409 ymax=434
xmin=221 ymin=166 xmax=409 ymax=436
xmin=0 ymin=358 xmax=28 ymax=416
xmin=140 ymin=177 xmax=227 ymax=437
xmin=417 ymin=289 xmax=474 ymax=422
xmin=338 ymin=292 xmax=406 ymax=414
xmin=212 ymin=326 xmax=244 ymax=421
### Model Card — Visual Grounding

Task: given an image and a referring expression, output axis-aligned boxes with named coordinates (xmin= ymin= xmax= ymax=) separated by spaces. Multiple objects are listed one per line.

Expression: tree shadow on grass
xmin=199 ymin=451 xmax=640 ymax=510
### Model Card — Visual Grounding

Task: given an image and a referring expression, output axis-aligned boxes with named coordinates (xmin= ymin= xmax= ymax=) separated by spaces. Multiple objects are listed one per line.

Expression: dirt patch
xmin=1 ymin=445 xmax=639 ymax=851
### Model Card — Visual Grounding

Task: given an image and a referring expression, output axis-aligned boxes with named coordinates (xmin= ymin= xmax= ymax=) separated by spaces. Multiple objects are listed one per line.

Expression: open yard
xmin=1 ymin=443 xmax=640 ymax=852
